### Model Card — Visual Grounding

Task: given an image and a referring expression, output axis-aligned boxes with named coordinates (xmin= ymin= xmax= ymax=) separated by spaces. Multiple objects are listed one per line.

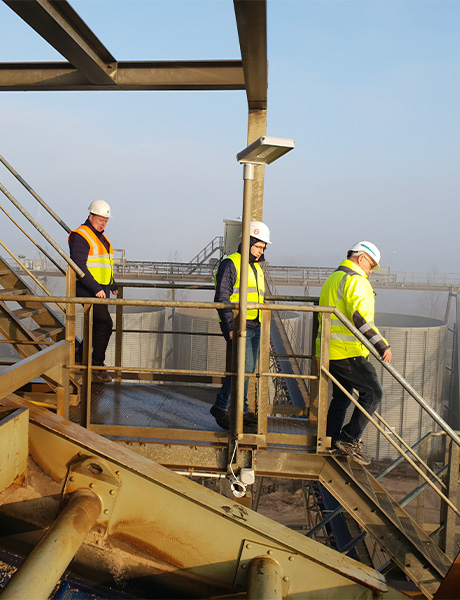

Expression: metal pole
xmin=234 ymin=162 xmax=254 ymax=438
xmin=2 ymin=490 xmax=101 ymax=600
xmin=247 ymin=556 xmax=283 ymax=600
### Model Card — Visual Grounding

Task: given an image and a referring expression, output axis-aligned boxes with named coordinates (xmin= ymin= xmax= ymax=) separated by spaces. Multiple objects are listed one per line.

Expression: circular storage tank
xmin=357 ymin=313 xmax=447 ymax=461
xmin=172 ymin=309 xmax=303 ymax=397
xmin=75 ymin=305 xmax=166 ymax=369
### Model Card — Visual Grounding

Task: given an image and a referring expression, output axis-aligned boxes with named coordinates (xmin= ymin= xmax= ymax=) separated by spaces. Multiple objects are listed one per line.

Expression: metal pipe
xmin=247 ymin=556 xmax=283 ymax=600
xmin=0 ymin=153 xmax=72 ymax=233
xmin=2 ymin=490 xmax=101 ymax=600
xmin=0 ymin=182 xmax=84 ymax=278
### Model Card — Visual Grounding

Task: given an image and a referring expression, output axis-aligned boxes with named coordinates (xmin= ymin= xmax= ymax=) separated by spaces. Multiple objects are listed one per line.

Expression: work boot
xmin=92 ymin=367 xmax=112 ymax=383
xmin=335 ymin=439 xmax=371 ymax=466
xmin=210 ymin=406 xmax=229 ymax=430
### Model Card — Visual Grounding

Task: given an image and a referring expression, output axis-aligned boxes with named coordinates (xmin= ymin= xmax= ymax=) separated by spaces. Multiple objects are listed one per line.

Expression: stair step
xmin=0 ymin=269 xmax=12 ymax=276
xmin=0 ymin=288 xmax=28 ymax=297
xmin=32 ymin=326 xmax=64 ymax=341
xmin=13 ymin=307 xmax=47 ymax=319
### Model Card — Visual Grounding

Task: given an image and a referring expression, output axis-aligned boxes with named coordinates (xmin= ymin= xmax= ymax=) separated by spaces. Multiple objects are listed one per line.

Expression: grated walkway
xmin=72 ymin=382 xmax=311 ymax=437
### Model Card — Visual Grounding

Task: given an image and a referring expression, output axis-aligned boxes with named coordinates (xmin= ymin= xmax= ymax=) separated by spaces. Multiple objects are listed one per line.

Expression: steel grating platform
xmin=72 ymin=382 xmax=312 ymax=438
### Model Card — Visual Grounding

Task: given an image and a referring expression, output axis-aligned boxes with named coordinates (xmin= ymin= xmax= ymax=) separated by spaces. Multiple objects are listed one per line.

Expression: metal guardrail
xmin=14 ymin=256 xmax=460 ymax=290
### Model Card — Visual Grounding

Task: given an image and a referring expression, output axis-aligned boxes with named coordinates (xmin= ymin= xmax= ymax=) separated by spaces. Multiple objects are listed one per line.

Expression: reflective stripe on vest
xmin=215 ymin=252 xmax=265 ymax=321
xmin=70 ymin=225 xmax=114 ymax=286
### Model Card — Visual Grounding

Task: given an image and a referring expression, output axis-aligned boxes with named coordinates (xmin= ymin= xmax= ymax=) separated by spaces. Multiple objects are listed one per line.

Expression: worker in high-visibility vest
xmin=69 ymin=200 xmax=118 ymax=382
xmin=210 ymin=221 xmax=270 ymax=432
xmin=316 ymin=241 xmax=392 ymax=465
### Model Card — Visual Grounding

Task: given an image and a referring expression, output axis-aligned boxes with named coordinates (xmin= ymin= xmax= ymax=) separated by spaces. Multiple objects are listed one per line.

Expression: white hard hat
xmin=250 ymin=221 xmax=271 ymax=244
xmin=349 ymin=241 xmax=380 ymax=271
xmin=88 ymin=199 xmax=112 ymax=218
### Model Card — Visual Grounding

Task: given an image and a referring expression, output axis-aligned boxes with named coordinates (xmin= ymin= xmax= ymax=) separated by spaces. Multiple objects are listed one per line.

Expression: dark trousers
xmin=214 ymin=325 xmax=261 ymax=413
xmin=326 ymin=356 xmax=383 ymax=444
xmin=76 ymin=303 xmax=113 ymax=366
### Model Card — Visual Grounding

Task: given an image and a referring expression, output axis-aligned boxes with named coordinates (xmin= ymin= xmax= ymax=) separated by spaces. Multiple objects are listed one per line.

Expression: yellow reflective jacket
xmin=215 ymin=252 xmax=265 ymax=322
xmin=70 ymin=225 xmax=114 ymax=286
xmin=315 ymin=259 xmax=389 ymax=360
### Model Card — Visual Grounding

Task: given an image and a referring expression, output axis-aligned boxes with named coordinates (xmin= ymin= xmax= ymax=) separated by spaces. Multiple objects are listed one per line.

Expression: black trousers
xmin=326 ymin=356 xmax=383 ymax=444
xmin=76 ymin=291 xmax=113 ymax=366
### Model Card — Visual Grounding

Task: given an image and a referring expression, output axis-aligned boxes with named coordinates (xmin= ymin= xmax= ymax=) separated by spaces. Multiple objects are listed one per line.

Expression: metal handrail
xmin=323 ymin=367 xmax=460 ymax=518
xmin=0 ymin=182 xmax=83 ymax=278
xmin=333 ymin=309 xmax=460 ymax=450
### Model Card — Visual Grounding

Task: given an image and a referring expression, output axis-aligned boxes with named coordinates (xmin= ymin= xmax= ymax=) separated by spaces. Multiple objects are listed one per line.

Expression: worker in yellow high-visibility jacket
xmin=69 ymin=200 xmax=118 ymax=382
xmin=210 ymin=221 xmax=270 ymax=432
xmin=316 ymin=241 xmax=392 ymax=465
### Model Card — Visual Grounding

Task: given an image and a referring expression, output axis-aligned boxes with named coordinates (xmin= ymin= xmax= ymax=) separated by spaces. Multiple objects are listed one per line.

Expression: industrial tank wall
xmin=171 ymin=308 xmax=226 ymax=374
xmin=75 ymin=306 xmax=166 ymax=368
xmin=171 ymin=309 xmax=302 ymax=401
xmin=359 ymin=313 xmax=447 ymax=461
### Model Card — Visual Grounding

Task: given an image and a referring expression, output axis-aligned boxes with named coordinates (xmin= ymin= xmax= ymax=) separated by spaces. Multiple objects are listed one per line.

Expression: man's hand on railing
xmin=95 ymin=290 xmax=106 ymax=298
xmin=382 ymin=348 xmax=392 ymax=362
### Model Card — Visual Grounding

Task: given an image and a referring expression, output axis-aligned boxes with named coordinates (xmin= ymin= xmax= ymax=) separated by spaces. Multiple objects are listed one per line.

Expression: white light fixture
xmin=236 ymin=135 xmax=295 ymax=165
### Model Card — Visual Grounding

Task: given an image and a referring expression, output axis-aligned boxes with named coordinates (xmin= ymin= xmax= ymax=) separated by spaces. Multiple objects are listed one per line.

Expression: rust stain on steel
xmin=109 ymin=531 xmax=186 ymax=569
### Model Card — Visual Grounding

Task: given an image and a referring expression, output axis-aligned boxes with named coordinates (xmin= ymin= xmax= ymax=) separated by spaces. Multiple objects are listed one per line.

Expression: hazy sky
xmin=1 ymin=0 xmax=459 ymax=275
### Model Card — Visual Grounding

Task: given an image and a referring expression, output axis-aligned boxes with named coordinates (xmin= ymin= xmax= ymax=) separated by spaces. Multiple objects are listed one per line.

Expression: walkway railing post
xmin=81 ymin=304 xmax=93 ymax=429
xmin=316 ymin=311 xmax=331 ymax=452
xmin=258 ymin=307 xmax=271 ymax=439
xmin=115 ymin=286 xmax=123 ymax=381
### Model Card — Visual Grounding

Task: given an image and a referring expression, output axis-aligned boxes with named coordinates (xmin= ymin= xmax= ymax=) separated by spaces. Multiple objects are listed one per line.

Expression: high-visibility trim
xmin=331 ymin=333 xmax=357 ymax=342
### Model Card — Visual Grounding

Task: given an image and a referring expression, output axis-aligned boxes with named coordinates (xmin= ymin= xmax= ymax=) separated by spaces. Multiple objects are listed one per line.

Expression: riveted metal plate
xmin=62 ymin=455 xmax=121 ymax=529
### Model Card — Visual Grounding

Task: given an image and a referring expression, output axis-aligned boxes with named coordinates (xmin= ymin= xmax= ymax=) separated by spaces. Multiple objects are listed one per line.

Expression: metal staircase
xmin=0 ymin=255 xmax=79 ymax=399
xmin=187 ymin=235 xmax=224 ymax=272
xmin=320 ymin=455 xmax=452 ymax=598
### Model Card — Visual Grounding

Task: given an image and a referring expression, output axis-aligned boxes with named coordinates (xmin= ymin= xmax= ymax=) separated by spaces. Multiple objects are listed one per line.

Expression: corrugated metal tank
xmin=172 ymin=308 xmax=226 ymax=373
xmin=358 ymin=313 xmax=447 ymax=461
xmin=171 ymin=309 xmax=302 ymax=401
xmin=75 ymin=305 xmax=166 ymax=368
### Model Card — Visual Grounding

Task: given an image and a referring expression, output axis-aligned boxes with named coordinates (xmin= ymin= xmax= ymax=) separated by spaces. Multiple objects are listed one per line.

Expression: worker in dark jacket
xmin=69 ymin=199 xmax=118 ymax=382
xmin=210 ymin=221 xmax=270 ymax=430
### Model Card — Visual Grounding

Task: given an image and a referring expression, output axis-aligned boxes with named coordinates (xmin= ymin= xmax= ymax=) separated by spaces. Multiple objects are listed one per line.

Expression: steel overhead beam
xmin=233 ymin=0 xmax=268 ymax=111
xmin=0 ymin=61 xmax=245 ymax=91
xmin=3 ymin=0 xmax=116 ymax=85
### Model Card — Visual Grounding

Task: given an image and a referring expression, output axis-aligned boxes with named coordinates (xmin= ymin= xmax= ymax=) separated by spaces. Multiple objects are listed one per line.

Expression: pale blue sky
xmin=1 ymin=0 xmax=459 ymax=274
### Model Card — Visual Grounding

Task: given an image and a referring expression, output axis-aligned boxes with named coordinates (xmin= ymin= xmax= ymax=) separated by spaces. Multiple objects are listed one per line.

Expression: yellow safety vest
xmin=70 ymin=225 xmax=114 ymax=286
xmin=316 ymin=259 xmax=388 ymax=360
xmin=216 ymin=252 xmax=265 ymax=321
